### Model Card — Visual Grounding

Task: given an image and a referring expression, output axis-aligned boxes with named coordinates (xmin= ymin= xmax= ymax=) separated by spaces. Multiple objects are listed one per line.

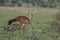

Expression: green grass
xmin=0 ymin=7 xmax=59 ymax=40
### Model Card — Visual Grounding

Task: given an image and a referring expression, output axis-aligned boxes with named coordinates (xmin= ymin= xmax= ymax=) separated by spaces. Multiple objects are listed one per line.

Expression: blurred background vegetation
xmin=0 ymin=0 xmax=60 ymax=40
xmin=0 ymin=0 xmax=60 ymax=8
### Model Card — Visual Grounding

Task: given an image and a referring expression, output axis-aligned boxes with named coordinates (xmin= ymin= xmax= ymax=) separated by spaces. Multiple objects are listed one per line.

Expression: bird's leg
xmin=19 ymin=23 xmax=26 ymax=38
xmin=20 ymin=24 xmax=24 ymax=37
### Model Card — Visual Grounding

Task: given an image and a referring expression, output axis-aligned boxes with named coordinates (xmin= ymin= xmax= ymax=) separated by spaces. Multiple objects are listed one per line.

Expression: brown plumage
xmin=8 ymin=16 xmax=30 ymax=26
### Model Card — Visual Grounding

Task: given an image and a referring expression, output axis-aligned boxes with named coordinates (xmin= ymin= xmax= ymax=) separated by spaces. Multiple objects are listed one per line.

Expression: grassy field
xmin=0 ymin=7 xmax=60 ymax=40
